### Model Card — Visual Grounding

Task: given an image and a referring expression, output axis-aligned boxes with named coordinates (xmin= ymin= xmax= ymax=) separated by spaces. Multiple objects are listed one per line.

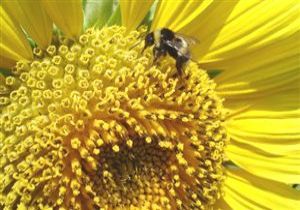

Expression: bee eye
xmin=145 ymin=33 xmax=154 ymax=45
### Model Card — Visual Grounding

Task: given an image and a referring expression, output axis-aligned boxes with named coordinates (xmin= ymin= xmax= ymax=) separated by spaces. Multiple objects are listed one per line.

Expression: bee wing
xmin=165 ymin=39 xmax=177 ymax=48
xmin=165 ymin=35 xmax=200 ymax=63
xmin=175 ymin=33 xmax=199 ymax=46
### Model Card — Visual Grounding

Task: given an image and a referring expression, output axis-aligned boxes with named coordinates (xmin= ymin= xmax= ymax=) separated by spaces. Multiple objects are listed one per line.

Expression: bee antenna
xmin=129 ymin=41 xmax=142 ymax=50
xmin=129 ymin=30 xmax=148 ymax=50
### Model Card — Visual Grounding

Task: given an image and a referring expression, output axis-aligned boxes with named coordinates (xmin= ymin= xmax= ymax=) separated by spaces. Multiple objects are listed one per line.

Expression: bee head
xmin=142 ymin=32 xmax=154 ymax=53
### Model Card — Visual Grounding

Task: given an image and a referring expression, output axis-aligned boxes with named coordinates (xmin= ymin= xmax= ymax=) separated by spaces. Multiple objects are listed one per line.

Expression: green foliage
xmin=208 ymin=69 xmax=222 ymax=79
xmin=139 ymin=0 xmax=158 ymax=28
xmin=84 ymin=0 xmax=114 ymax=29
xmin=0 ymin=68 xmax=12 ymax=77
xmin=106 ymin=4 xmax=121 ymax=26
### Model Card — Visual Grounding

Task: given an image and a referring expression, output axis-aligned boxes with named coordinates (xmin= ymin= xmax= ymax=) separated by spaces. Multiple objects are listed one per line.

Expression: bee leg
xmin=176 ymin=55 xmax=189 ymax=76
xmin=153 ymin=47 xmax=166 ymax=65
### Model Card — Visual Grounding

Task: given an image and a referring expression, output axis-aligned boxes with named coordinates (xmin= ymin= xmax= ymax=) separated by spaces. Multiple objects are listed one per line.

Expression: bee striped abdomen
xmin=143 ymin=28 xmax=194 ymax=76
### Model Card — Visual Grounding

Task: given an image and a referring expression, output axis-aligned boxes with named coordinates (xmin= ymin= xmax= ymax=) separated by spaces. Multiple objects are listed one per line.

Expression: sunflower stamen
xmin=0 ymin=26 xmax=227 ymax=210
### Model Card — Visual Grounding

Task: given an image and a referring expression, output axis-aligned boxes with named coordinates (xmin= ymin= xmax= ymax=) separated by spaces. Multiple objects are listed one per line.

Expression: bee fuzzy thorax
xmin=143 ymin=28 xmax=195 ymax=76
xmin=154 ymin=30 xmax=161 ymax=46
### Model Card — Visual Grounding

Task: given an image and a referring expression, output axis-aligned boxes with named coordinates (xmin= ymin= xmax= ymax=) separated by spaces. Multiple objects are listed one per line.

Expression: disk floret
xmin=0 ymin=26 xmax=227 ymax=210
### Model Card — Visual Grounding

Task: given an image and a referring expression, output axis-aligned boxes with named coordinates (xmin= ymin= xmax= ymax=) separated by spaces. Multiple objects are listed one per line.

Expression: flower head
xmin=0 ymin=1 xmax=300 ymax=210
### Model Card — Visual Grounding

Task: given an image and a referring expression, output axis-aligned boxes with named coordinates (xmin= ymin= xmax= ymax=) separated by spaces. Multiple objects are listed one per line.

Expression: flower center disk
xmin=0 ymin=26 xmax=227 ymax=210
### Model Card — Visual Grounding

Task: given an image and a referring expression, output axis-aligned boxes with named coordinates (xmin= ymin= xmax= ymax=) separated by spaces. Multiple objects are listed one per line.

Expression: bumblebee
xmin=142 ymin=28 xmax=197 ymax=76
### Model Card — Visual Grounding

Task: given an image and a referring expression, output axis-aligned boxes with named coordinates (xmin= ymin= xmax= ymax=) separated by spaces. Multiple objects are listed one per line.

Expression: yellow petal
xmin=120 ymin=0 xmax=154 ymax=32
xmin=151 ymin=0 xmax=234 ymax=31
xmin=200 ymin=1 xmax=299 ymax=65
xmin=213 ymin=198 xmax=233 ymax=210
xmin=223 ymin=84 xmax=300 ymax=118
xmin=224 ymin=82 xmax=300 ymax=182
xmin=215 ymin=31 xmax=300 ymax=99
xmin=226 ymin=111 xmax=300 ymax=153
xmin=2 ymin=0 xmax=52 ymax=49
xmin=0 ymin=56 xmax=16 ymax=69
xmin=223 ymin=80 xmax=300 ymax=156
xmin=151 ymin=1 xmax=241 ymax=56
xmin=161 ymin=1 xmax=299 ymax=100
xmin=0 ymin=6 xmax=32 ymax=68
xmin=41 ymin=0 xmax=83 ymax=38
xmin=226 ymin=141 xmax=300 ymax=183
xmin=225 ymin=85 xmax=300 ymax=167
xmin=223 ymin=168 xmax=300 ymax=210
xmin=199 ymin=1 xmax=300 ymax=99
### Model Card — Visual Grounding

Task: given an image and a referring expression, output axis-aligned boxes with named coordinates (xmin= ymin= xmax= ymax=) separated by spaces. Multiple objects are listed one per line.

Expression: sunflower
xmin=0 ymin=0 xmax=299 ymax=209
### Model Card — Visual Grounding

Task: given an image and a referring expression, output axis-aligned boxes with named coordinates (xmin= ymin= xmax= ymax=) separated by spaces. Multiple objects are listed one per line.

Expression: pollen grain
xmin=0 ymin=26 xmax=228 ymax=210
